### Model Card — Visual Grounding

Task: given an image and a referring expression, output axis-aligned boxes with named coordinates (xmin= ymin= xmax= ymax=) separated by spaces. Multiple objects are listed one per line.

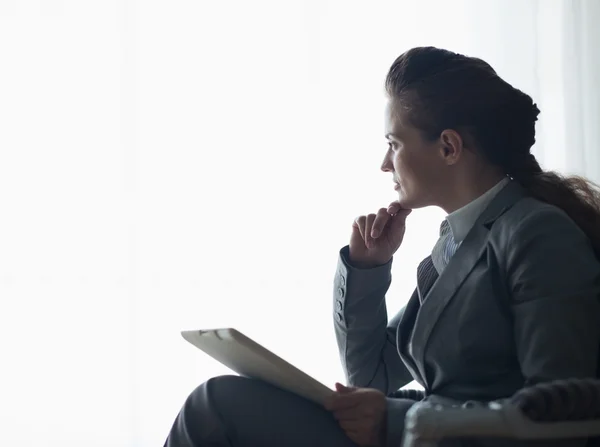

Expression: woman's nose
xmin=380 ymin=151 xmax=393 ymax=172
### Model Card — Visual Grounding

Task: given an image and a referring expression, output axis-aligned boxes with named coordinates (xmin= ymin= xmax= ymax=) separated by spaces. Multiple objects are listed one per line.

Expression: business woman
xmin=163 ymin=47 xmax=600 ymax=447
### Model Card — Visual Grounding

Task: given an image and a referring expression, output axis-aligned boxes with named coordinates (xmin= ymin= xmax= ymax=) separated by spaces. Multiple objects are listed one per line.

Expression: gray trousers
xmin=163 ymin=375 xmax=361 ymax=447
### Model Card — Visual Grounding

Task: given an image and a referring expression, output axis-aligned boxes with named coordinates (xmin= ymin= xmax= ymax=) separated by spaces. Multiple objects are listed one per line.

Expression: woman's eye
xmin=388 ymin=141 xmax=397 ymax=151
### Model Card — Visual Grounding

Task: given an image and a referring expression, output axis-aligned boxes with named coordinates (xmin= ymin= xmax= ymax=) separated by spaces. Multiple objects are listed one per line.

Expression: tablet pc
xmin=181 ymin=328 xmax=334 ymax=406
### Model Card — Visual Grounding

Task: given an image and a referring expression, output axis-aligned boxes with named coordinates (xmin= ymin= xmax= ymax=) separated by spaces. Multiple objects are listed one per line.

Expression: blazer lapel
xmin=408 ymin=180 xmax=527 ymax=385
xmin=395 ymin=291 xmax=425 ymax=386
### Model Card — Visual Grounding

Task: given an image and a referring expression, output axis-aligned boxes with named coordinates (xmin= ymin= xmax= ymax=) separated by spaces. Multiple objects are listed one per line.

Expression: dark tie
xmin=416 ymin=255 xmax=439 ymax=303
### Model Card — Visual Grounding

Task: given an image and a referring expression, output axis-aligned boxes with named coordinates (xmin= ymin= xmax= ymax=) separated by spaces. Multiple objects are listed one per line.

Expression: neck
xmin=439 ymin=171 xmax=507 ymax=214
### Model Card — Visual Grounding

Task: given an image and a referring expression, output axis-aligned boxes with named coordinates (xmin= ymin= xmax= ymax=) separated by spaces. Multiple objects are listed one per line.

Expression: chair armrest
xmin=401 ymin=401 xmax=600 ymax=446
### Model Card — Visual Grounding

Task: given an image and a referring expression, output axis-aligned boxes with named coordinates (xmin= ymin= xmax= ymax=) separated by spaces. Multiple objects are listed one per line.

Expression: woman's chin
xmin=397 ymin=193 xmax=426 ymax=210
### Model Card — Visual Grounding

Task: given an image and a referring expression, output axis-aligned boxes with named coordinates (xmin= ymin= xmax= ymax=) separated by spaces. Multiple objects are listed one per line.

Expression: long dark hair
xmin=385 ymin=46 xmax=600 ymax=256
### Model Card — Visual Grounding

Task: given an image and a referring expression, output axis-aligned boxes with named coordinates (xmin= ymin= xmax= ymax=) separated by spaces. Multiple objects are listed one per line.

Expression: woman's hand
xmin=349 ymin=201 xmax=412 ymax=268
xmin=325 ymin=383 xmax=387 ymax=447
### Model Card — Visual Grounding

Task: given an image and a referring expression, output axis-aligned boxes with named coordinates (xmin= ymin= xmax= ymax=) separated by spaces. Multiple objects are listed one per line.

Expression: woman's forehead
xmin=385 ymin=99 xmax=410 ymax=136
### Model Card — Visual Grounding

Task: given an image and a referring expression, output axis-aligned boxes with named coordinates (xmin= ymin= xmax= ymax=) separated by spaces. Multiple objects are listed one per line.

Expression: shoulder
xmin=492 ymin=196 xmax=587 ymax=247
xmin=490 ymin=196 xmax=598 ymax=274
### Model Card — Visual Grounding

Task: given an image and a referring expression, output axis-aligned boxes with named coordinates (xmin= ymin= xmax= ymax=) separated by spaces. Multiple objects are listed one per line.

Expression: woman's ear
xmin=439 ymin=129 xmax=464 ymax=165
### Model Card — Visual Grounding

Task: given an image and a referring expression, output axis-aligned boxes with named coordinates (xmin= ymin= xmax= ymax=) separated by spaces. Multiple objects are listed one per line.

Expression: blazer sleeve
xmin=333 ymin=245 xmax=413 ymax=395
xmin=505 ymin=206 xmax=600 ymax=385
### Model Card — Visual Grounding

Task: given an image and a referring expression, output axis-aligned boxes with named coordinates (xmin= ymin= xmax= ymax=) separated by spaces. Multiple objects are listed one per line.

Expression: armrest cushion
xmin=510 ymin=378 xmax=600 ymax=422
xmin=389 ymin=388 xmax=426 ymax=401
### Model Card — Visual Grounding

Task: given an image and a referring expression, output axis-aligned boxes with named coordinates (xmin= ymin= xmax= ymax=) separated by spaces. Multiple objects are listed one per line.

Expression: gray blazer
xmin=333 ymin=180 xmax=600 ymax=447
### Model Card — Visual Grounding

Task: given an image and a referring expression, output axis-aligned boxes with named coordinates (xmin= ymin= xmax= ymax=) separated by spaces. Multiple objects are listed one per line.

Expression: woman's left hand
xmin=324 ymin=383 xmax=387 ymax=447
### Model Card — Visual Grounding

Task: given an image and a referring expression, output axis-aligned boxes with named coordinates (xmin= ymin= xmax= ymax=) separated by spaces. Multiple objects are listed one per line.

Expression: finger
xmin=327 ymin=393 xmax=363 ymax=411
xmin=364 ymin=214 xmax=376 ymax=249
xmin=387 ymin=201 xmax=411 ymax=216
xmin=328 ymin=384 xmax=356 ymax=411
xmin=339 ymin=419 xmax=371 ymax=431
xmin=335 ymin=402 xmax=381 ymax=420
xmin=335 ymin=382 xmax=355 ymax=393
xmin=352 ymin=215 xmax=366 ymax=242
xmin=338 ymin=422 xmax=363 ymax=438
xmin=333 ymin=408 xmax=365 ymax=422
xmin=324 ymin=392 xmax=350 ymax=411
xmin=387 ymin=208 xmax=412 ymax=234
xmin=370 ymin=208 xmax=390 ymax=239
xmin=387 ymin=201 xmax=401 ymax=215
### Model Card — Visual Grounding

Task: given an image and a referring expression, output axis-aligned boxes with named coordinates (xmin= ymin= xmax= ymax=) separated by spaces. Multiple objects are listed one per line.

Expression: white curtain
xmin=0 ymin=1 xmax=597 ymax=446
xmin=462 ymin=0 xmax=600 ymax=181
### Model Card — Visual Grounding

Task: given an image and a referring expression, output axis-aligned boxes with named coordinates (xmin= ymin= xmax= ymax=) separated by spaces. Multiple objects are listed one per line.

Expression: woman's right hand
xmin=349 ymin=201 xmax=412 ymax=268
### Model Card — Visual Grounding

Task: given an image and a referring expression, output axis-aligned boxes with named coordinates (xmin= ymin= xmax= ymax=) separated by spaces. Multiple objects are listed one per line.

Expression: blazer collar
xmin=399 ymin=180 xmax=527 ymax=387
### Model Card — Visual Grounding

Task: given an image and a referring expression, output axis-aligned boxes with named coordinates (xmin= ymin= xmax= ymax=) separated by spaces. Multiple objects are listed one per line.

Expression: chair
xmin=397 ymin=379 xmax=600 ymax=446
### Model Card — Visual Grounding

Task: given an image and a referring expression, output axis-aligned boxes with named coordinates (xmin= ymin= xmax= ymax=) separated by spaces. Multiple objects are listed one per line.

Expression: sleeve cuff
xmin=339 ymin=245 xmax=393 ymax=271
xmin=336 ymin=246 xmax=393 ymax=299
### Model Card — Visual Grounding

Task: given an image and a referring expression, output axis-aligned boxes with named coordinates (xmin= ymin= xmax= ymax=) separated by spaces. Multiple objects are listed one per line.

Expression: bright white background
xmin=1 ymin=0 xmax=598 ymax=446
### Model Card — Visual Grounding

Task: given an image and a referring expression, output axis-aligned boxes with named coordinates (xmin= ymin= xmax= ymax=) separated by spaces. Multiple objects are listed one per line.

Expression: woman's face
xmin=382 ymin=99 xmax=446 ymax=209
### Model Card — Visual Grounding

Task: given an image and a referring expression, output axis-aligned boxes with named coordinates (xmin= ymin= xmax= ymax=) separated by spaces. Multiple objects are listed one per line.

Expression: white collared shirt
xmin=445 ymin=177 xmax=511 ymax=244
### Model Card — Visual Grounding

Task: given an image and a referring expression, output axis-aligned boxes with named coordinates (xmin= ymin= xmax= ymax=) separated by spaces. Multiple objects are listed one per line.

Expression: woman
xmin=164 ymin=47 xmax=600 ymax=447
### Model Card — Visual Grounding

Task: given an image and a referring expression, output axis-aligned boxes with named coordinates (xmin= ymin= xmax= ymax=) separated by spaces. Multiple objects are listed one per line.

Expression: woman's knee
xmin=173 ymin=375 xmax=242 ymax=444
xmin=186 ymin=374 xmax=240 ymax=408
